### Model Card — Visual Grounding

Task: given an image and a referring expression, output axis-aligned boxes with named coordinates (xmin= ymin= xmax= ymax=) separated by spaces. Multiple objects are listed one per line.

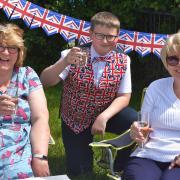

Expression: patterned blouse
xmin=0 ymin=66 xmax=42 ymax=179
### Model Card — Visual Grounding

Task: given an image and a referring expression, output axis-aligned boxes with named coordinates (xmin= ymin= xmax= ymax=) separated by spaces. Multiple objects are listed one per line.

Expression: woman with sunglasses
xmin=123 ymin=32 xmax=180 ymax=180
xmin=0 ymin=23 xmax=50 ymax=179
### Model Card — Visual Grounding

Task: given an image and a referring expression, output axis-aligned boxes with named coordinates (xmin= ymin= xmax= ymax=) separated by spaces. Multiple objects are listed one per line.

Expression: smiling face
xmin=0 ymin=24 xmax=26 ymax=73
xmin=90 ymin=25 xmax=119 ymax=56
xmin=161 ymin=32 xmax=180 ymax=81
xmin=166 ymin=54 xmax=180 ymax=80
xmin=0 ymin=43 xmax=19 ymax=72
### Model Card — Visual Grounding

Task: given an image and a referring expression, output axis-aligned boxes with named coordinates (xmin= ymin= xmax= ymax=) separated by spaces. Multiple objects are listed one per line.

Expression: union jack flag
xmin=0 ymin=0 xmax=168 ymax=58
xmin=153 ymin=34 xmax=168 ymax=57
xmin=23 ymin=2 xmax=46 ymax=29
xmin=59 ymin=16 xmax=89 ymax=42
xmin=2 ymin=0 xmax=27 ymax=20
xmin=117 ymin=29 xmax=136 ymax=54
xmin=42 ymin=11 xmax=62 ymax=36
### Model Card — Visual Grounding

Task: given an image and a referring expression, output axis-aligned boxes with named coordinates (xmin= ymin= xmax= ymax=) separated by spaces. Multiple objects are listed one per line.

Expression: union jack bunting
xmin=117 ymin=29 xmax=136 ymax=54
xmin=0 ymin=0 xmax=168 ymax=58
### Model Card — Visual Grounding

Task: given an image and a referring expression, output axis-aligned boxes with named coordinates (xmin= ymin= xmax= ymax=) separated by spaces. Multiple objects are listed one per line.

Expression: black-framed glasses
xmin=166 ymin=56 xmax=180 ymax=66
xmin=0 ymin=45 xmax=19 ymax=54
xmin=94 ymin=32 xmax=118 ymax=42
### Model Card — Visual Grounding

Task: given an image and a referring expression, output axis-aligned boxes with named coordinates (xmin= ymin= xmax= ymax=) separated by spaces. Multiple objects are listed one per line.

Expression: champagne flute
xmin=6 ymin=84 xmax=18 ymax=126
xmin=137 ymin=111 xmax=150 ymax=148
xmin=79 ymin=47 xmax=89 ymax=67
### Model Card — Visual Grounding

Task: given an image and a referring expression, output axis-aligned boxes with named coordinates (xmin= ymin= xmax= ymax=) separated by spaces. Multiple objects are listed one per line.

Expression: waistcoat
xmin=61 ymin=49 xmax=128 ymax=134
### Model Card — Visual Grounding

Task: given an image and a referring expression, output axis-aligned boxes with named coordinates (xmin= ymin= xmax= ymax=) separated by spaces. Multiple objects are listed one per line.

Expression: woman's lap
xmin=123 ymin=157 xmax=180 ymax=180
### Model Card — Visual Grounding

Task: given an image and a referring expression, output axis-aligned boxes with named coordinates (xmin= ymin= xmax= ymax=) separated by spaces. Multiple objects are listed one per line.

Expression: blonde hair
xmin=160 ymin=32 xmax=180 ymax=68
xmin=0 ymin=23 xmax=26 ymax=67
xmin=90 ymin=11 xmax=120 ymax=33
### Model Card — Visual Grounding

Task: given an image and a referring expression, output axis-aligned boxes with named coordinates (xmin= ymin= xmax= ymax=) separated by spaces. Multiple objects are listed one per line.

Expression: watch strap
xmin=33 ymin=153 xmax=48 ymax=160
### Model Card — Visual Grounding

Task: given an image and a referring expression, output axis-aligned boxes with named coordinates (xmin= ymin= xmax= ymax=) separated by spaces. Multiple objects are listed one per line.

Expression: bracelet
xmin=32 ymin=153 xmax=48 ymax=161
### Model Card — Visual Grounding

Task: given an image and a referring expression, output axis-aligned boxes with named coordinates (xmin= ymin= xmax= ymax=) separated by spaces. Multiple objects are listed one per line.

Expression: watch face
xmin=42 ymin=155 xmax=48 ymax=160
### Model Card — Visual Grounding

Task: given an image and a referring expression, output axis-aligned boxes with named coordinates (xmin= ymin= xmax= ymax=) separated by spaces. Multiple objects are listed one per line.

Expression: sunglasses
xmin=166 ymin=56 xmax=180 ymax=66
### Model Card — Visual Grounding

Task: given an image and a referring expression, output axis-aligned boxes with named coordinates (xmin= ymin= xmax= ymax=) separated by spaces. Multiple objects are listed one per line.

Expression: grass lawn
xmin=45 ymin=85 xmax=140 ymax=180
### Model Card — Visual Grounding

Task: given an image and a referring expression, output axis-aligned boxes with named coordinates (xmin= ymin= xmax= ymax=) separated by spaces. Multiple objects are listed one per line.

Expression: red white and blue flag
xmin=0 ymin=0 xmax=168 ymax=58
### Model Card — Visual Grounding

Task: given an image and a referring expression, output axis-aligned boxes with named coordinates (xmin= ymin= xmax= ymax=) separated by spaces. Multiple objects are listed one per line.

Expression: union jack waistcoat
xmin=61 ymin=49 xmax=128 ymax=134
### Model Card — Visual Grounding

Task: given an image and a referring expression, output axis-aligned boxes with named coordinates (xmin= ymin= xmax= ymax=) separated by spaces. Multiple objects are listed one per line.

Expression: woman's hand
xmin=32 ymin=158 xmax=50 ymax=177
xmin=130 ymin=121 xmax=153 ymax=144
xmin=169 ymin=155 xmax=180 ymax=170
xmin=0 ymin=94 xmax=16 ymax=115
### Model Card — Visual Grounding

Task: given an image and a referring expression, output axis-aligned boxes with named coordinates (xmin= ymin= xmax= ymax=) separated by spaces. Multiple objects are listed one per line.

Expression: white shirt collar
xmin=90 ymin=45 xmax=112 ymax=62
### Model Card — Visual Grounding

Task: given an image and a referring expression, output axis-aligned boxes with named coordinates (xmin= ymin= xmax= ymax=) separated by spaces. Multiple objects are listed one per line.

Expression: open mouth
xmin=175 ymin=70 xmax=180 ymax=74
xmin=0 ymin=58 xmax=9 ymax=62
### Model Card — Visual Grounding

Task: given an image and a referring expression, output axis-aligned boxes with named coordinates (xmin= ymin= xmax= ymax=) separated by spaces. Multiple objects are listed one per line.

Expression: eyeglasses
xmin=94 ymin=32 xmax=118 ymax=42
xmin=0 ymin=45 xmax=19 ymax=54
xmin=166 ymin=56 xmax=180 ymax=66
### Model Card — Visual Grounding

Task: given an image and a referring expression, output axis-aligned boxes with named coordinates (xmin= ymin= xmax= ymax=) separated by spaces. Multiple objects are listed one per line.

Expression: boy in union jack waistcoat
xmin=40 ymin=11 xmax=137 ymax=176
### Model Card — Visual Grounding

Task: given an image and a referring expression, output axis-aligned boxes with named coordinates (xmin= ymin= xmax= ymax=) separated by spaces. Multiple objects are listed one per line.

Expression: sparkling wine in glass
xmin=137 ymin=111 xmax=150 ymax=148
xmin=79 ymin=47 xmax=88 ymax=67
xmin=6 ymin=84 xmax=18 ymax=126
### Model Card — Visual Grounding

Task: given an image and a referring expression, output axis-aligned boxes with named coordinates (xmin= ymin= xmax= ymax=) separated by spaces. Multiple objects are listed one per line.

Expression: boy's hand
xmin=91 ymin=114 xmax=108 ymax=135
xmin=64 ymin=47 xmax=84 ymax=66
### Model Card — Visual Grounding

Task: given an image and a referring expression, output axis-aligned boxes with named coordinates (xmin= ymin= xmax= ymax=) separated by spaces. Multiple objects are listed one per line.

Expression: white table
xmin=44 ymin=175 xmax=70 ymax=180
xmin=24 ymin=175 xmax=70 ymax=180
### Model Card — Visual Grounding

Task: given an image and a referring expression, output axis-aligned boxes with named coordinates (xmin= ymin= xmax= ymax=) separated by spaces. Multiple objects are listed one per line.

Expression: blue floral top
xmin=0 ymin=66 xmax=42 ymax=179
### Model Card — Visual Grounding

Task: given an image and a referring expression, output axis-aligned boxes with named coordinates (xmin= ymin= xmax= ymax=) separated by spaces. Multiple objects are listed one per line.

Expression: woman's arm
xmin=29 ymin=88 xmax=50 ymax=177
xmin=40 ymin=57 xmax=69 ymax=87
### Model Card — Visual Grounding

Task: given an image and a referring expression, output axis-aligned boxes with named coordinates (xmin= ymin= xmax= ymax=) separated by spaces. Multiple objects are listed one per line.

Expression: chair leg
xmin=106 ymin=148 xmax=121 ymax=180
xmin=107 ymin=148 xmax=115 ymax=175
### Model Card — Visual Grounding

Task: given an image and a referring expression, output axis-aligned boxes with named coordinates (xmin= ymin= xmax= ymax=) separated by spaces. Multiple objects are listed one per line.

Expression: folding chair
xmin=89 ymin=88 xmax=147 ymax=180
xmin=49 ymin=134 xmax=55 ymax=145
xmin=89 ymin=130 xmax=135 ymax=180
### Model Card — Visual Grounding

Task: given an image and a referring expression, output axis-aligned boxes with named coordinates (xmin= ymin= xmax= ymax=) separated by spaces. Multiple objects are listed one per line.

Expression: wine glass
xmin=6 ymin=84 xmax=18 ymax=126
xmin=137 ymin=111 xmax=150 ymax=148
xmin=79 ymin=47 xmax=88 ymax=67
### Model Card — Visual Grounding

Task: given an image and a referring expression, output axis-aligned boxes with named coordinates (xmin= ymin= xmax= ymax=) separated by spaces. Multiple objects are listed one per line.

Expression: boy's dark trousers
xmin=61 ymin=106 xmax=137 ymax=176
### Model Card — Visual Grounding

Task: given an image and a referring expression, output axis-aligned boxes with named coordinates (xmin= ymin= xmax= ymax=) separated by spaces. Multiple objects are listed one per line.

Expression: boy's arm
xmin=91 ymin=93 xmax=131 ymax=135
xmin=40 ymin=47 xmax=83 ymax=87
xmin=100 ymin=92 xmax=131 ymax=120
xmin=40 ymin=57 xmax=69 ymax=87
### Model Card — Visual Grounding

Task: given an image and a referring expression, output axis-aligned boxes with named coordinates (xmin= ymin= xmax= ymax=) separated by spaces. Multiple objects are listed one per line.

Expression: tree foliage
xmin=0 ymin=0 xmax=179 ymax=90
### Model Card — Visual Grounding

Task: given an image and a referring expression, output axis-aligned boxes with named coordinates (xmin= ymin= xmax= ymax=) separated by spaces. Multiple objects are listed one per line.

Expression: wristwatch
xmin=32 ymin=153 xmax=48 ymax=161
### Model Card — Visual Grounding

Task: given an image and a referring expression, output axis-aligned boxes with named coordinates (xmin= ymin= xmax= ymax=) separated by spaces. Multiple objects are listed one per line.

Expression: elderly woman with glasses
xmin=123 ymin=32 xmax=180 ymax=180
xmin=0 ymin=23 xmax=50 ymax=179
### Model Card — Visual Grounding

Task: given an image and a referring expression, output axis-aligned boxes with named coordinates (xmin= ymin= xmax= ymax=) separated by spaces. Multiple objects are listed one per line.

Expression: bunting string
xmin=0 ymin=0 xmax=169 ymax=58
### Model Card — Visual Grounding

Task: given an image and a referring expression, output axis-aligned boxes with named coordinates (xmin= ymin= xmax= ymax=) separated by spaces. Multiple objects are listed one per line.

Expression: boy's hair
xmin=0 ymin=23 xmax=26 ymax=67
xmin=160 ymin=32 xmax=180 ymax=68
xmin=90 ymin=11 xmax=120 ymax=32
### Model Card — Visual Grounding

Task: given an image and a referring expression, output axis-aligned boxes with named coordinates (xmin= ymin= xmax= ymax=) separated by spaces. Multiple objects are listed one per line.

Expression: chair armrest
xmin=89 ymin=129 xmax=134 ymax=150
xmin=49 ymin=134 xmax=55 ymax=145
